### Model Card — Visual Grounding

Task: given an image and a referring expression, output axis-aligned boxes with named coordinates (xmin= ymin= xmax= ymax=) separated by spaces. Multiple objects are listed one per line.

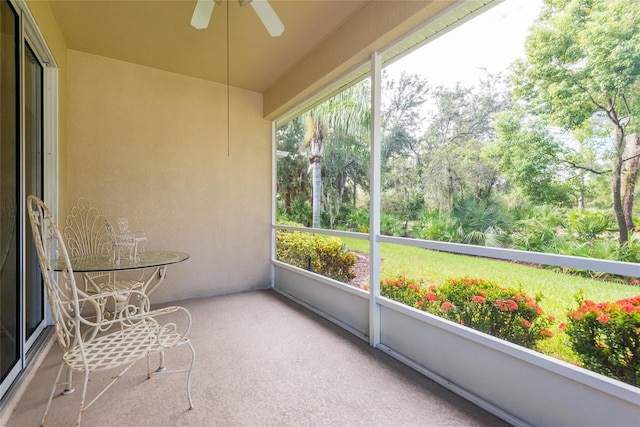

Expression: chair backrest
xmin=116 ymin=217 xmax=130 ymax=234
xmin=63 ymin=197 xmax=112 ymax=257
xmin=105 ymin=220 xmax=127 ymax=244
xmin=27 ymin=195 xmax=84 ymax=353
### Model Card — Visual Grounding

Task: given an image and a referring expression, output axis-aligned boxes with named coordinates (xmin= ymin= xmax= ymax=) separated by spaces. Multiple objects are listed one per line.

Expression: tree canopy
xmin=509 ymin=0 xmax=640 ymax=243
xmin=277 ymin=0 xmax=640 ymax=257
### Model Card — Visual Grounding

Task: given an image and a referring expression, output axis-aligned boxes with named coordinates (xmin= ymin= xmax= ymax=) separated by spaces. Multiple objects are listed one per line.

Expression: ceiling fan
xmin=191 ymin=0 xmax=285 ymax=37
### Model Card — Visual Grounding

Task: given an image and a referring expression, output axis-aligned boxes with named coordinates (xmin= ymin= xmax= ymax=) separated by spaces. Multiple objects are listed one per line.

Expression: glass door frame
xmin=22 ymin=39 xmax=45 ymax=352
xmin=0 ymin=0 xmax=58 ymax=402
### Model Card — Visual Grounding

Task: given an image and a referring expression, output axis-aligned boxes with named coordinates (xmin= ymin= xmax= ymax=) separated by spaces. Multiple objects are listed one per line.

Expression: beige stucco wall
xmin=65 ymin=51 xmax=272 ymax=303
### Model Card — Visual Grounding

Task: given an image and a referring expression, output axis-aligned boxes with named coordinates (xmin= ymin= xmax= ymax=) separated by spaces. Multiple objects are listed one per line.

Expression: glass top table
xmin=54 ymin=250 xmax=189 ymax=273
xmin=53 ymin=250 xmax=189 ymax=296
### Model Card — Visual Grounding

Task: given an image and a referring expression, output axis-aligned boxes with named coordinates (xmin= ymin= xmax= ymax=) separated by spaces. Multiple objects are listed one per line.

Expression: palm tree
xmin=302 ymin=82 xmax=371 ymax=228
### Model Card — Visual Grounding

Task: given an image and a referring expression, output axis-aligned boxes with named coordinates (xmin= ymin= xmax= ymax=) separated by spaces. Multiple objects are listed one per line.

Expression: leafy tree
xmin=303 ymin=81 xmax=370 ymax=228
xmin=381 ymin=72 xmax=430 ymax=218
xmin=276 ymin=117 xmax=310 ymax=220
xmin=321 ymin=133 xmax=369 ymax=228
xmin=513 ymin=0 xmax=640 ymax=243
xmin=381 ymin=71 xmax=429 ymax=165
xmin=492 ymin=109 xmax=575 ymax=206
xmin=421 ymin=76 xmax=511 ymax=209
xmin=564 ymin=113 xmax=612 ymax=207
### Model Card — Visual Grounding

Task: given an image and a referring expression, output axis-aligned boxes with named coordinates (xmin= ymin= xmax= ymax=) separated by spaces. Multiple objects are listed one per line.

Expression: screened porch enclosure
xmin=2 ymin=0 xmax=640 ymax=426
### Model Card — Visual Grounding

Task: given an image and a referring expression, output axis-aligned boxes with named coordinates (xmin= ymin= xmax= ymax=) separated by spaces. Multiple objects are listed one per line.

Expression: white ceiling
xmin=48 ymin=0 xmax=369 ymax=94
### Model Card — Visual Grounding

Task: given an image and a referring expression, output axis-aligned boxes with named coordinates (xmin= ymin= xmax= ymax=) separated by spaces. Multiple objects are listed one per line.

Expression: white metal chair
xmin=105 ymin=217 xmax=148 ymax=264
xmin=61 ymin=198 xmax=150 ymax=394
xmin=27 ymin=195 xmax=195 ymax=426
xmin=63 ymin=197 xmax=144 ymax=294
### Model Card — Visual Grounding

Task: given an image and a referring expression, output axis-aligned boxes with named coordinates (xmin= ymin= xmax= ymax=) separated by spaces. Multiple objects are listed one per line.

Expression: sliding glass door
xmin=0 ymin=0 xmax=20 ymax=386
xmin=1 ymin=0 xmax=50 ymax=401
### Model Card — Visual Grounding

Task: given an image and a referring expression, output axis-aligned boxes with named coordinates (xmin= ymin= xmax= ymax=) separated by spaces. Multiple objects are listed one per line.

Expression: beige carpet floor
xmin=7 ymin=290 xmax=510 ymax=426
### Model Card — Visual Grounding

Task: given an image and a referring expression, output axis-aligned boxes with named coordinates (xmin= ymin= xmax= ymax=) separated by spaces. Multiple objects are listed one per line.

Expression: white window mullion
xmin=271 ymin=121 xmax=277 ymax=289
xmin=368 ymin=52 xmax=382 ymax=347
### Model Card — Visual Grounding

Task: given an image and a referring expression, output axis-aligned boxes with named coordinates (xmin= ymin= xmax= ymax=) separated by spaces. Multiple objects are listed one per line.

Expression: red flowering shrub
xmin=566 ymin=295 xmax=640 ymax=386
xmin=380 ymin=276 xmax=554 ymax=350
xmin=379 ymin=276 xmax=424 ymax=307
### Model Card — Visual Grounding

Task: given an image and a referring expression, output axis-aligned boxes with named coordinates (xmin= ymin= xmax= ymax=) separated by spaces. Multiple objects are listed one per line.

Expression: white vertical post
xmin=369 ymin=52 xmax=382 ymax=347
xmin=270 ymin=121 xmax=277 ymax=289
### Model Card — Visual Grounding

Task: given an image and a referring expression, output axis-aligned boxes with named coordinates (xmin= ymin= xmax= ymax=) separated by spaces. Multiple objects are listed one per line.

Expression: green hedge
xmin=276 ymin=227 xmax=356 ymax=283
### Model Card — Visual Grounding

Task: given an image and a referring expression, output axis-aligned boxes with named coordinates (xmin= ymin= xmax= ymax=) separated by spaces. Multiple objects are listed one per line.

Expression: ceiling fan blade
xmin=250 ymin=0 xmax=284 ymax=37
xmin=191 ymin=0 xmax=216 ymax=29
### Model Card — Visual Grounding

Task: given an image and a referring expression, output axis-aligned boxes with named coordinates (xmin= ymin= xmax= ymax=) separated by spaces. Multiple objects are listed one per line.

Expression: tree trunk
xmin=612 ymin=128 xmax=629 ymax=244
xmin=353 ymin=173 xmax=357 ymax=208
xmin=285 ymin=190 xmax=292 ymax=215
xmin=311 ymin=154 xmax=322 ymax=228
xmin=578 ymin=174 xmax=585 ymax=209
xmin=622 ymin=133 xmax=640 ymax=233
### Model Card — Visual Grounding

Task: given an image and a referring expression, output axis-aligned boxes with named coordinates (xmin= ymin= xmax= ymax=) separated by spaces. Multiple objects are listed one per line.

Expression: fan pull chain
xmin=226 ymin=0 xmax=230 ymax=156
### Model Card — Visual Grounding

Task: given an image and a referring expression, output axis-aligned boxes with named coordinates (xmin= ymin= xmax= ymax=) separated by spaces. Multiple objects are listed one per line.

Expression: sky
xmin=385 ymin=0 xmax=543 ymax=88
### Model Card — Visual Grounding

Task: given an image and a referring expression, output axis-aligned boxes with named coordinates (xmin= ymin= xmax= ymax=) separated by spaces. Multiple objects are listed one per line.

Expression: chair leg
xmin=157 ymin=350 xmax=166 ymax=372
xmin=146 ymin=353 xmax=152 ymax=379
xmin=186 ymin=341 xmax=196 ymax=410
xmin=63 ymin=366 xmax=75 ymax=394
xmin=40 ymin=362 xmax=65 ymax=427
xmin=76 ymin=370 xmax=90 ymax=427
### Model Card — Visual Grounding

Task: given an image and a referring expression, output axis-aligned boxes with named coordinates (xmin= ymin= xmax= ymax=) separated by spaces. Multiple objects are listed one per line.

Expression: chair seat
xmin=63 ymin=320 xmax=190 ymax=372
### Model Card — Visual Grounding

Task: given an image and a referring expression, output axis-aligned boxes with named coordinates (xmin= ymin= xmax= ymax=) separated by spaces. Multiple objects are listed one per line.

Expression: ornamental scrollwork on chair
xmin=63 ymin=197 xmax=112 ymax=258
xmin=64 ymin=198 xmax=116 ymax=294
xmin=63 ymin=198 xmax=145 ymax=299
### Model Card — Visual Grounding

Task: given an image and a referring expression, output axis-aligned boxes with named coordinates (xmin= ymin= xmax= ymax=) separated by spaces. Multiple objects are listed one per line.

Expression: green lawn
xmin=341 ymin=237 xmax=640 ymax=361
